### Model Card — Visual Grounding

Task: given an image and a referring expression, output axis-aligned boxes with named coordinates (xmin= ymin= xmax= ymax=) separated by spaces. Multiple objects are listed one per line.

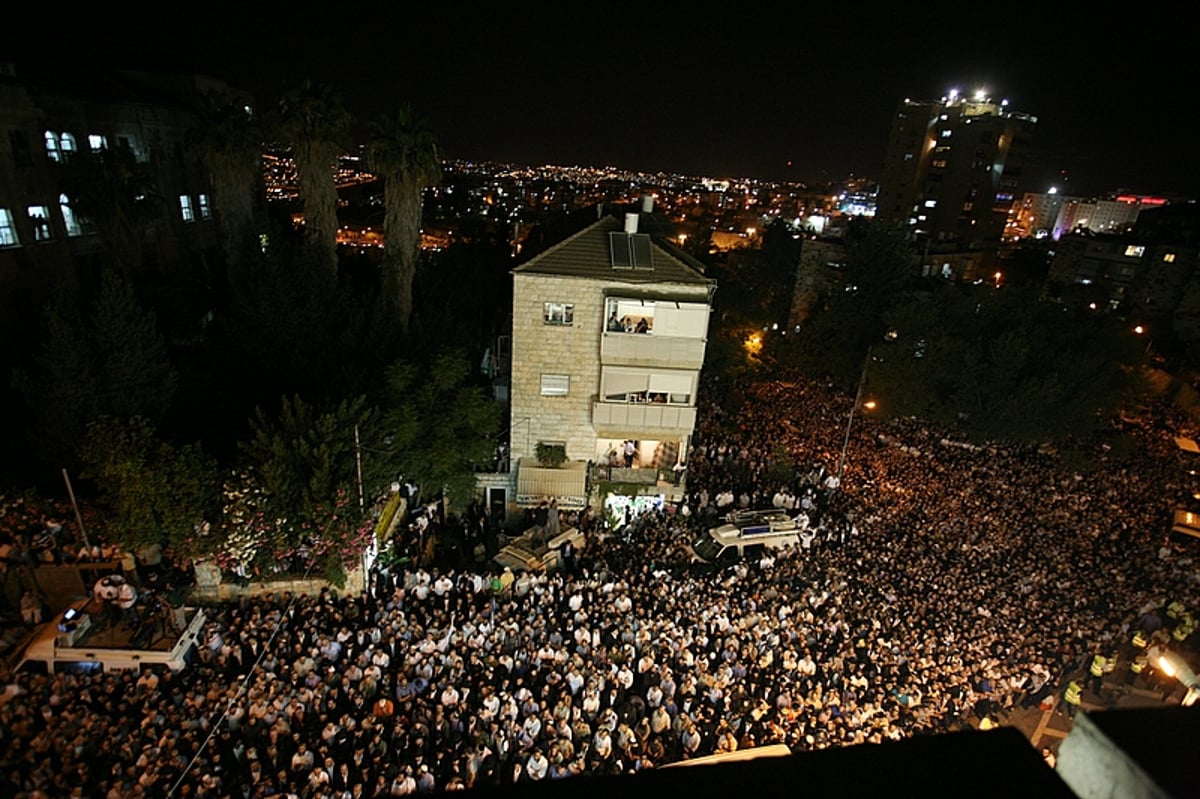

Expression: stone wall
xmin=511 ymin=273 xmax=605 ymax=464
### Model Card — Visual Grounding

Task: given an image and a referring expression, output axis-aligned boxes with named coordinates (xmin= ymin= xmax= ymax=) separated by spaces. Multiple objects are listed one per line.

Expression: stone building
xmin=504 ymin=198 xmax=715 ymax=518
xmin=0 ymin=59 xmax=259 ymax=355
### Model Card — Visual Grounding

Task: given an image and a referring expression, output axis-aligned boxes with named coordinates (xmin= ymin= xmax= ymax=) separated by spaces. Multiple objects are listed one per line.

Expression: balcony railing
xmin=600 ymin=333 xmax=706 ymax=369
xmin=592 ymin=401 xmax=697 ymax=437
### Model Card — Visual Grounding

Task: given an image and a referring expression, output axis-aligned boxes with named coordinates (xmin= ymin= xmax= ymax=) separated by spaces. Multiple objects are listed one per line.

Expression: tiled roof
xmin=513 ymin=213 xmax=713 ymax=287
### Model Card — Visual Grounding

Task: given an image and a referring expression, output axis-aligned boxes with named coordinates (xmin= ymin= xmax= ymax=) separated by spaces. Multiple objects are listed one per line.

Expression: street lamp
xmin=1134 ymin=324 xmax=1153 ymax=358
xmin=836 ymin=347 xmax=875 ymax=483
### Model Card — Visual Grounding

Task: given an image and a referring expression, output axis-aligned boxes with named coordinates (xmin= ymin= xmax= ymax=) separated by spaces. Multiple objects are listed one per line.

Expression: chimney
xmin=624 ymin=213 xmax=639 ymax=234
xmin=641 ymin=194 xmax=654 ymax=213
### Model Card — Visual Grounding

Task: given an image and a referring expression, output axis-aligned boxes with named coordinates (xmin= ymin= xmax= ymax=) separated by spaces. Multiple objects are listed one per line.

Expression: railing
xmin=592 ymin=401 xmax=697 ymax=436
xmin=600 ymin=333 xmax=706 ymax=369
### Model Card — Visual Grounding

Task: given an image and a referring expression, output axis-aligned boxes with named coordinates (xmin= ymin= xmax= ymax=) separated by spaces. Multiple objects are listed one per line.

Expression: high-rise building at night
xmin=877 ymin=90 xmax=1037 ymax=254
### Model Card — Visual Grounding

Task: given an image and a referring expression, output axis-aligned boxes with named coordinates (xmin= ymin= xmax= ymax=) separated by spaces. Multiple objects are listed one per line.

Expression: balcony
xmin=601 ymin=332 xmax=706 ymax=369
xmin=592 ymin=400 xmax=697 ymax=438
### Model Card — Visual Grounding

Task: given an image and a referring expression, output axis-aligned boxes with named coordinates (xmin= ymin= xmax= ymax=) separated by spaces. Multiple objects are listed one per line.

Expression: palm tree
xmin=272 ymin=80 xmax=351 ymax=279
xmin=366 ymin=106 xmax=441 ymax=336
xmin=188 ymin=91 xmax=264 ymax=290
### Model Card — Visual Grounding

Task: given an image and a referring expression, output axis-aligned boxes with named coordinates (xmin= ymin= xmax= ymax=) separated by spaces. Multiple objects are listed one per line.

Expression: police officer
xmin=1088 ymin=652 xmax=1107 ymax=695
xmin=1127 ymin=653 xmax=1148 ymax=686
xmin=1063 ymin=681 xmax=1083 ymax=719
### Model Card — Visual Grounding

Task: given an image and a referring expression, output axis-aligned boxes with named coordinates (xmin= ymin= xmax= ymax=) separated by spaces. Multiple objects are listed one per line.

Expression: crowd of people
xmin=1 ymin=376 xmax=1199 ymax=798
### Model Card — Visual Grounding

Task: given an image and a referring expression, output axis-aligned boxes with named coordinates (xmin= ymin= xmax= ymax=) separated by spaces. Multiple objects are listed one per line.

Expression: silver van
xmin=689 ymin=509 xmax=802 ymax=564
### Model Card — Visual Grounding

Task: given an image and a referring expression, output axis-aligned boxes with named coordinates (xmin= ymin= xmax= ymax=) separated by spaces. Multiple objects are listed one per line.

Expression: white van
xmin=689 ymin=509 xmax=802 ymax=565
xmin=16 ymin=599 xmax=207 ymax=675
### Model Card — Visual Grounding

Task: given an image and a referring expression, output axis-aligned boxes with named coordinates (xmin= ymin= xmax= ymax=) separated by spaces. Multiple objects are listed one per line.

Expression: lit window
xmin=198 ymin=194 xmax=211 ymax=220
xmin=43 ymin=130 xmax=60 ymax=163
xmin=88 ymin=134 xmax=108 ymax=152
xmin=0 ymin=208 xmax=18 ymax=246
xmin=931 ymin=159 xmax=947 ymax=168
xmin=924 ymin=200 xmax=938 ymax=208
xmin=1124 ymin=245 xmax=1145 ymax=258
xmin=540 ymin=374 xmax=570 ymax=396
xmin=940 ymin=129 xmax=952 ymax=138
xmin=543 ymin=302 xmax=574 ymax=325
xmin=1164 ymin=252 xmax=1176 ymax=263
xmin=59 ymin=193 xmax=82 ymax=237
xmin=179 ymin=195 xmax=195 ymax=222
xmin=27 ymin=205 xmax=51 ymax=241
xmin=59 ymin=133 xmax=77 ymax=159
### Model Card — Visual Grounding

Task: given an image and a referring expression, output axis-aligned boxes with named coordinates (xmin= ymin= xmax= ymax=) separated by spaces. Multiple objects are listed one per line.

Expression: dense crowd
xmin=2 ymin=377 xmax=1199 ymax=798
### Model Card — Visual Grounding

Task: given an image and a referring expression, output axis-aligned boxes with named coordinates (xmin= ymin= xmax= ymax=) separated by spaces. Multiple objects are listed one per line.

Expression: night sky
xmin=5 ymin=9 xmax=1196 ymax=198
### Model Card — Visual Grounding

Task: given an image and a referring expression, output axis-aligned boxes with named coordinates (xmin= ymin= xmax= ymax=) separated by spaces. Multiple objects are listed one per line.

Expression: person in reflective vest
xmin=1127 ymin=654 xmax=1148 ymax=685
xmin=1089 ymin=653 xmax=1107 ymax=694
xmin=1167 ymin=600 xmax=1184 ymax=620
xmin=1173 ymin=613 xmax=1195 ymax=642
xmin=1132 ymin=629 xmax=1148 ymax=649
xmin=1063 ymin=681 xmax=1083 ymax=718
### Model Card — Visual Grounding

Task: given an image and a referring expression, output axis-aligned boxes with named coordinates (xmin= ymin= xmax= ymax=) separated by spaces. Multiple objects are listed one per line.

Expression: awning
xmin=516 ymin=459 xmax=589 ymax=509
xmin=1176 ymin=437 xmax=1200 ymax=454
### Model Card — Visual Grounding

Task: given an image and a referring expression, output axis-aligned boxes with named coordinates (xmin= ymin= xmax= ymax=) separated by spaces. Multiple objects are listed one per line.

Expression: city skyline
xmin=4 ymin=10 xmax=1195 ymax=199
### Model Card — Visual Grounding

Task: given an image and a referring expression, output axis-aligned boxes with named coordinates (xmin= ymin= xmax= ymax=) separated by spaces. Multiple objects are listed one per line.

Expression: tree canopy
xmin=79 ymin=415 xmax=218 ymax=557
xmin=12 ymin=270 xmax=177 ymax=469
xmin=374 ymin=348 xmax=501 ymax=507
xmin=868 ymin=285 xmax=1147 ymax=443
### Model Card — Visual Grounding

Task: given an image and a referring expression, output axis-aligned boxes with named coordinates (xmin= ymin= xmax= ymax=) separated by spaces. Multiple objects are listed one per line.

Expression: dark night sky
xmin=5 ymin=8 xmax=1196 ymax=198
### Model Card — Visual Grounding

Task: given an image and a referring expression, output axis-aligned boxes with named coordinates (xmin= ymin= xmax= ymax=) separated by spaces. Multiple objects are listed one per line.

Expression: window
xmin=60 ymin=133 xmax=77 ymax=160
xmin=179 ymin=195 xmax=195 ymax=222
xmin=27 ymin=205 xmax=51 ymax=241
xmin=600 ymin=366 xmax=694 ymax=404
xmin=88 ymin=134 xmax=108 ymax=152
xmin=1164 ymin=252 xmax=1176 ymax=263
xmin=540 ymin=374 xmax=570 ymax=396
xmin=59 ymin=194 xmax=82 ymax=237
xmin=198 ymin=193 xmax=211 ymax=220
xmin=1124 ymin=245 xmax=1145 ymax=258
xmin=44 ymin=130 xmax=60 ymax=162
xmin=543 ymin=302 xmax=573 ymax=325
xmin=0 ymin=208 xmax=18 ymax=246
xmin=924 ymin=200 xmax=938 ymax=208
xmin=940 ymin=129 xmax=953 ymax=138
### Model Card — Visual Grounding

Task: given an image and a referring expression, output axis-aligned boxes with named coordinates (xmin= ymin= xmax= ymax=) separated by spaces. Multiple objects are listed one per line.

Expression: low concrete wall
xmin=189 ymin=566 xmax=365 ymax=603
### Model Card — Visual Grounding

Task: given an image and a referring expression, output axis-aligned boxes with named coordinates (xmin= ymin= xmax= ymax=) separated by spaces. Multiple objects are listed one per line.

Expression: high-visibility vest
xmin=1130 ymin=656 xmax=1147 ymax=674
xmin=1132 ymin=630 xmax=1148 ymax=648
xmin=1103 ymin=654 xmax=1117 ymax=674
xmin=1064 ymin=682 xmax=1083 ymax=705
xmin=1167 ymin=601 xmax=1185 ymax=620
xmin=1173 ymin=618 xmax=1194 ymax=642
xmin=1090 ymin=656 xmax=1106 ymax=677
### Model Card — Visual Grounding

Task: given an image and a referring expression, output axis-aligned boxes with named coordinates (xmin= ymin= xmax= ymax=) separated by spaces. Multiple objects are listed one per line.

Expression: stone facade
xmin=510 ymin=273 xmax=607 ymax=465
xmin=508 ymin=207 xmax=714 ymax=514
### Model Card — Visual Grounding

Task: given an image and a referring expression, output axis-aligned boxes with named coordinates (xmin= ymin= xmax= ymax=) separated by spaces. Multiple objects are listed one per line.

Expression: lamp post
xmin=836 ymin=347 xmax=874 ymax=483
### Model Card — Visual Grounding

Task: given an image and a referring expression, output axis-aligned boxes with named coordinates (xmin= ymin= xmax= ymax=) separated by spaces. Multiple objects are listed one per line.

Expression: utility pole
xmin=354 ymin=425 xmax=365 ymax=511
xmin=62 ymin=468 xmax=91 ymax=550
